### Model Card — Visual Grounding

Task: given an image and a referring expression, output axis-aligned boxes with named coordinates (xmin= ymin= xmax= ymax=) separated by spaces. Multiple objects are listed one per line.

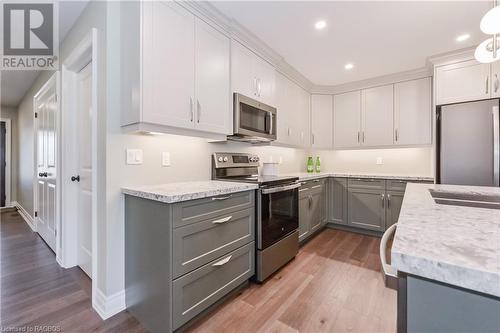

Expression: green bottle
xmin=315 ymin=157 xmax=321 ymax=173
xmin=307 ymin=157 xmax=314 ymax=173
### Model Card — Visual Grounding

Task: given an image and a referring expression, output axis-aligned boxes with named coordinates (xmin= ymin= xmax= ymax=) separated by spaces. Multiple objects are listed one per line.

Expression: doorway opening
xmin=0 ymin=119 xmax=10 ymax=208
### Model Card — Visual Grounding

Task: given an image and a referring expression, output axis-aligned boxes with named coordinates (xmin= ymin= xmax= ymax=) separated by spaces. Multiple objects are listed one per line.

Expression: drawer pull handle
xmin=212 ymin=216 xmax=232 ymax=224
xmin=212 ymin=195 xmax=232 ymax=201
xmin=311 ymin=185 xmax=322 ymax=189
xmin=313 ymin=179 xmax=321 ymax=182
xmin=212 ymin=255 xmax=232 ymax=267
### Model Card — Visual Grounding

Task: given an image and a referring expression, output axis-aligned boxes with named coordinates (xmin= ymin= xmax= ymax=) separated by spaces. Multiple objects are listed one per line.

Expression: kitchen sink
xmin=429 ymin=189 xmax=500 ymax=210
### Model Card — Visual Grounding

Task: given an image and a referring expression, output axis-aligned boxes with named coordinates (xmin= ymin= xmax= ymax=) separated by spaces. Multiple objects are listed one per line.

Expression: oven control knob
xmin=218 ymin=157 xmax=223 ymax=162
xmin=223 ymin=157 xmax=229 ymax=162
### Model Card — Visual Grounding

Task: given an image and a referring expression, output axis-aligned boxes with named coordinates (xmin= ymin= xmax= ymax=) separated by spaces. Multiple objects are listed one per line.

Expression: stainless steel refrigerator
xmin=437 ymin=99 xmax=500 ymax=187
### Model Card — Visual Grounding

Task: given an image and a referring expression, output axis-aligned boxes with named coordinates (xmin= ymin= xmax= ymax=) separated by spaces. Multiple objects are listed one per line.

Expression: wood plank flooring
xmin=187 ymin=229 xmax=397 ymax=333
xmin=1 ymin=209 xmax=396 ymax=332
xmin=0 ymin=209 xmax=145 ymax=332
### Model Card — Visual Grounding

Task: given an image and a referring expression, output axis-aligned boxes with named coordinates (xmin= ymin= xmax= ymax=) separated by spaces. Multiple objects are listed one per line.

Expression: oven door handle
xmin=261 ymin=182 xmax=301 ymax=194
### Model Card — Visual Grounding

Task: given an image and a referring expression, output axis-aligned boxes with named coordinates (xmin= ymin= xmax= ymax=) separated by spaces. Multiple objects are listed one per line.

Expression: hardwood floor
xmin=0 ymin=209 xmax=145 ymax=332
xmin=1 ymin=209 xmax=396 ymax=333
xmin=187 ymin=228 xmax=397 ymax=333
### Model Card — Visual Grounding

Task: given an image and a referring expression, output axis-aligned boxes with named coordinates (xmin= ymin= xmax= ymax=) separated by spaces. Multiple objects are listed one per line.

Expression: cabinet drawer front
xmin=173 ymin=243 xmax=255 ymax=330
xmin=173 ymin=191 xmax=254 ymax=228
xmin=348 ymin=178 xmax=385 ymax=189
xmin=386 ymin=179 xmax=433 ymax=192
xmin=386 ymin=179 xmax=409 ymax=191
xmin=310 ymin=180 xmax=325 ymax=195
xmin=173 ymin=208 xmax=254 ymax=278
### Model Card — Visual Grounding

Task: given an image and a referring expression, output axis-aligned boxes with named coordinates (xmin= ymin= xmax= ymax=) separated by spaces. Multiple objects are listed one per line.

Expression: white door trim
xmin=33 ymin=72 xmax=60 ymax=257
xmin=0 ymin=118 xmax=11 ymax=207
xmin=61 ymin=28 xmax=102 ymax=314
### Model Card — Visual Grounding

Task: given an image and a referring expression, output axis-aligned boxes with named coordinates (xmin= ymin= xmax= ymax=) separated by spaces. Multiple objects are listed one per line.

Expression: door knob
xmin=38 ymin=172 xmax=43 ymax=177
xmin=71 ymin=175 xmax=80 ymax=182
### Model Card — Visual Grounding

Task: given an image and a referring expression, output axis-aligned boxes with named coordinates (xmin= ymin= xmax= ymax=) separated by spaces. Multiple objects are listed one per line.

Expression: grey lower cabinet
xmin=125 ymin=190 xmax=256 ymax=332
xmin=299 ymin=179 xmax=326 ymax=242
xmin=327 ymin=178 xmax=433 ymax=232
xmin=385 ymin=190 xmax=404 ymax=229
xmin=347 ymin=187 xmax=386 ymax=231
xmin=328 ymin=178 xmax=348 ymax=225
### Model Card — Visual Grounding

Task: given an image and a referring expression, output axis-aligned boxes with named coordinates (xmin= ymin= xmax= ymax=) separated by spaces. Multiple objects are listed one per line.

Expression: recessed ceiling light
xmin=344 ymin=63 xmax=354 ymax=70
xmin=315 ymin=20 xmax=326 ymax=30
xmin=455 ymin=34 xmax=470 ymax=42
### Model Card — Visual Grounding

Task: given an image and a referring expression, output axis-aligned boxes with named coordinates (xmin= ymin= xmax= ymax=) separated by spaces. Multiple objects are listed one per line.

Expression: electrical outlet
xmin=376 ymin=157 xmax=383 ymax=165
xmin=162 ymin=152 xmax=171 ymax=167
xmin=126 ymin=149 xmax=143 ymax=165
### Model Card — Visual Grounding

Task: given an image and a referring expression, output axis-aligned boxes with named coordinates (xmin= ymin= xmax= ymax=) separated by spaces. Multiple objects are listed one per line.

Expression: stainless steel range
xmin=212 ymin=152 xmax=299 ymax=282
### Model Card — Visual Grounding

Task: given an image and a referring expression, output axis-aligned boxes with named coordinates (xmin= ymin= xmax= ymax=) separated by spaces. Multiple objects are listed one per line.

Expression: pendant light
xmin=476 ymin=0 xmax=500 ymax=63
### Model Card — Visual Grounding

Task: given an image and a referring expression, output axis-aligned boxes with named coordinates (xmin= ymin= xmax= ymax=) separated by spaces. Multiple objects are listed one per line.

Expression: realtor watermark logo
xmin=1 ymin=1 xmax=58 ymax=70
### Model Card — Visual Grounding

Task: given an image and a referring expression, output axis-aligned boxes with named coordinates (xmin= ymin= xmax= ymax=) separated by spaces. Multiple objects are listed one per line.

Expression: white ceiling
xmin=1 ymin=1 xmax=88 ymax=107
xmin=212 ymin=1 xmax=492 ymax=86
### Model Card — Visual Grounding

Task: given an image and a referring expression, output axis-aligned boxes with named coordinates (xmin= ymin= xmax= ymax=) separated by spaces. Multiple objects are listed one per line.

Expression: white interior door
xmin=35 ymin=78 xmax=58 ymax=252
xmin=76 ymin=63 xmax=93 ymax=277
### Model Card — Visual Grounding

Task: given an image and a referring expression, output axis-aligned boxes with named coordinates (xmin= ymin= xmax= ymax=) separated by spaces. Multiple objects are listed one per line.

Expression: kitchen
xmin=1 ymin=1 xmax=499 ymax=332
xmin=118 ymin=1 xmax=500 ymax=332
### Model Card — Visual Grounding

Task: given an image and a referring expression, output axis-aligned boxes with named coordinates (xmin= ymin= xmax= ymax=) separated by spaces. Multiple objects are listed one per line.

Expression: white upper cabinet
xmin=275 ymin=72 xmax=293 ymax=146
xmin=435 ymin=60 xmax=491 ymax=105
xmin=311 ymin=95 xmax=333 ymax=149
xmin=121 ymin=1 xmax=231 ymax=136
xmin=394 ymin=78 xmax=431 ymax=146
xmin=492 ymin=61 xmax=500 ymax=98
xmin=274 ymin=72 xmax=310 ymax=147
xmin=194 ymin=18 xmax=231 ymax=134
xmin=231 ymin=41 xmax=276 ymax=106
xmin=361 ymin=84 xmax=394 ymax=147
xmin=142 ymin=1 xmax=195 ymax=130
xmin=333 ymin=91 xmax=361 ymax=149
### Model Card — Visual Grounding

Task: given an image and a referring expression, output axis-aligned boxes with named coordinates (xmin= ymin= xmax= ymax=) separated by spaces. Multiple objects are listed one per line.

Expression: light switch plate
xmin=162 ymin=152 xmax=171 ymax=167
xmin=376 ymin=157 xmax=383 ymax=165
xmin=126 ymin=149 xmax=143 ymax=165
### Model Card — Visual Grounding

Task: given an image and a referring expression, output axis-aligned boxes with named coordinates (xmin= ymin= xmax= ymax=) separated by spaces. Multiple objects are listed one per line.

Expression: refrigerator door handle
xmin=493 ymin=106 xmax=499 ymax=186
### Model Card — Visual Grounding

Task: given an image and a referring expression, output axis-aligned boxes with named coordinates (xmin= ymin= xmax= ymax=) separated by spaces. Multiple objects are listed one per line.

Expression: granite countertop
xmin=284 ymin=172 xmax=434 ymax=182
xmin=122 ymin=181 xmax=258 ymax=204
xmin=391 ymin=183 xmax=500 ymax=297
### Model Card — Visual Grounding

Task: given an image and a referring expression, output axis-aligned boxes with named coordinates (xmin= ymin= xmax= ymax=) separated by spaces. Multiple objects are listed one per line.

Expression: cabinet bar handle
xmin=495 ymin=74 xmax=499 ymax=93
xmin=212 ymin=216 xmax=232 ymax=224
xmin=197 ymin=99 xmax=201 ymax=123
xmin=189 ymin=97 xmax=194 ymax=122
xmin=395 ymin=129 xmax=399 ymax=142
xmin=212 ymin=255 xmax=232 ymax=266
xmin=381 ymin=193 xmax=385 ymax=208
xmin=387 ymin=194 xmax=391 ymax=208
xmin=357 ymin=131 xmax=360 ymax=143
xmin=312 ymin=133 xmax=315 ymax=145
xmin=486 ymin=76 xmax=489 ymax=94
xmin=312 ymin=185 xmax=322 ymax=189
xmin=363 ymin=131 xmax=365 ymax=143
xmin=253 ymin=78 xmax=258 ymax=96
xmin=212 ymin=195 xmax=232 ymax=201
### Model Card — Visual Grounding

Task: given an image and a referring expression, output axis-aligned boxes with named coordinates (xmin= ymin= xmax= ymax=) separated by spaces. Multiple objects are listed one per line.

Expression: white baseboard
xmin=93 ymin=288 xmax=126 ymax=320
xmin=14 ymin=201 xmax=36 ymax=232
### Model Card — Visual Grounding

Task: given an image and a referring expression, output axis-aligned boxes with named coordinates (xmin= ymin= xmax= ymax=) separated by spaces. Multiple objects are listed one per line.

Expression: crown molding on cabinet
xmin=182 ymin=1 xmax=315 ymax=92
xmin=426 ymin=47 xmax=475 ymax=68
xmin=312 ymin=67 xmax=432 ymax=95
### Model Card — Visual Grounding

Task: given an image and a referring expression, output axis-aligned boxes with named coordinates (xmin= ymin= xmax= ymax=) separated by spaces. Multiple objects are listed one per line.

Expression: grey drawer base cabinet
xmin=299 ymin=179 xmax=326 ymax=242
xmin=125 ymin=190 xmax=255 ymax=332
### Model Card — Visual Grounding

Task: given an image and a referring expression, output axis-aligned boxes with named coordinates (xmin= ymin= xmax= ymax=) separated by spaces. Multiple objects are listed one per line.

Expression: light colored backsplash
xmin=115 ymin=133 xmax=308 ymax=188
xmin=117 ymin=132 xmax=433 ymax=189
xmin=309 ymin=147 xmax=433 ymax=176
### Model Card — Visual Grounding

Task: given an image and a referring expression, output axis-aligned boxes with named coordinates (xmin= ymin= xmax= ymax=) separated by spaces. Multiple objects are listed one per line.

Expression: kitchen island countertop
xmin=392 ymin=183 xmax=500 ymax=297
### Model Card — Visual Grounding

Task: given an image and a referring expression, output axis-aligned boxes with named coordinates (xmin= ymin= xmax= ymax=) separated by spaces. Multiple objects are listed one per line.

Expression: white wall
xmin=310 ymin=147 xmax=433 ymax=176
xmin=0 ymin=106 xmax=18 ymax=203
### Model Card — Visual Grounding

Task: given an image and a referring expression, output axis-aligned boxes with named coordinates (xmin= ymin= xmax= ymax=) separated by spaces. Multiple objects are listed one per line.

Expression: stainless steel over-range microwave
xmin=228 ymin=93 xmax=277 ymax=143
